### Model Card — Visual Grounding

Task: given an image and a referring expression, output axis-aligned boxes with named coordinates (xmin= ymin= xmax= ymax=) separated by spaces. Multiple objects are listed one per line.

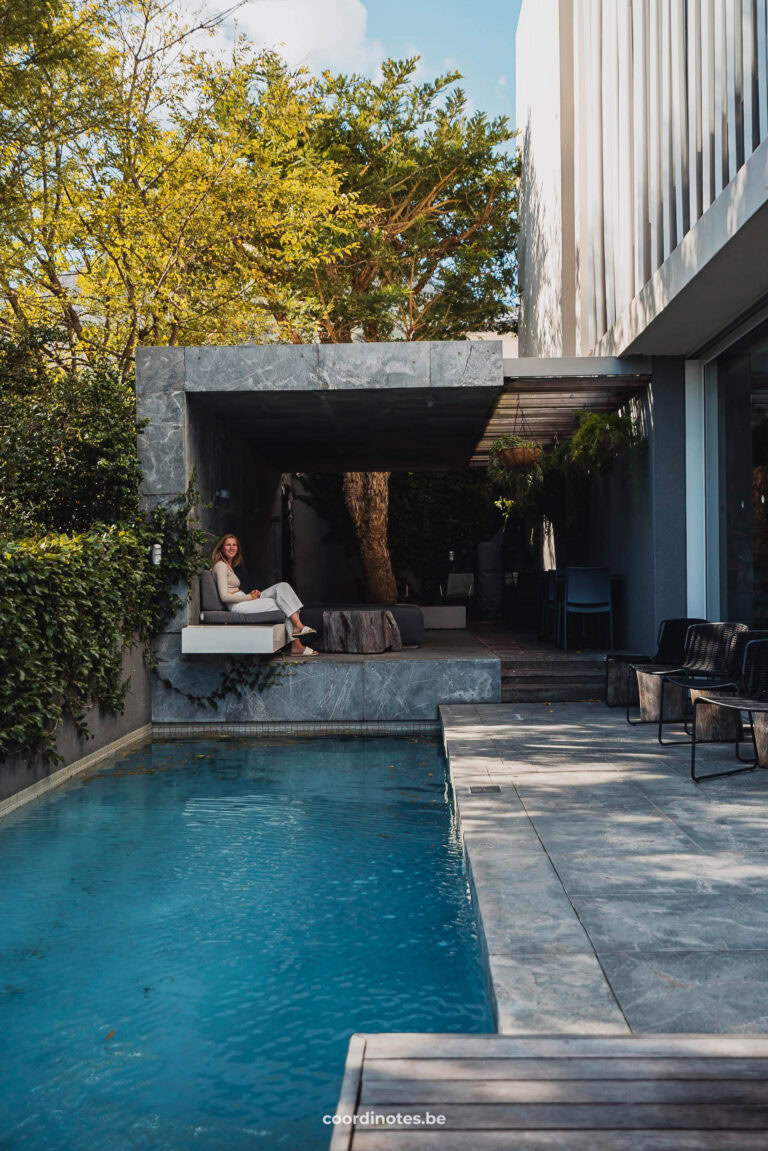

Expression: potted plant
xmin=487 ymin=435 xmax=545 ymax=519
xmin=568 ymin=410 xmax=642 ymax=474
xmin=491 ymin=433 xmax=542 ymax=469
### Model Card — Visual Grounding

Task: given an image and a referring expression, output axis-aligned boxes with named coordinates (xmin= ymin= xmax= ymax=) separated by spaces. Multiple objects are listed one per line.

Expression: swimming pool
xmin=0 ymin=737 xmax=492 ymax=1150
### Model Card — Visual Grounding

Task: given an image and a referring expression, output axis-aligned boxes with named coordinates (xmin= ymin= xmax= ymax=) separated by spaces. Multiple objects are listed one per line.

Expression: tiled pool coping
xmin=440 ymin=703 xmax=629 ymax=1036
xmin=0 ymin=724 xmax=153 ymax=820
xmin=152 ymin=721 xmax=439 ymax=737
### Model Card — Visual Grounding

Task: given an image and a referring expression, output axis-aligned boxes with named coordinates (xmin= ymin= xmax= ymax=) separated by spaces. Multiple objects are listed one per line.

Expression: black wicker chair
xmin=632 ymin=622 xmax=748 ymax=745
xmin=609 ymin=617 xmax=706 ymax=713
xmin=691 ymin=639 xmax=768 ymax=782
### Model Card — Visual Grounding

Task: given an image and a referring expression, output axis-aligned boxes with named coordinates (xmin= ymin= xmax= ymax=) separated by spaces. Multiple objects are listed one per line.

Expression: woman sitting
xmin=211 ymin=534 xmax=317 ymax=656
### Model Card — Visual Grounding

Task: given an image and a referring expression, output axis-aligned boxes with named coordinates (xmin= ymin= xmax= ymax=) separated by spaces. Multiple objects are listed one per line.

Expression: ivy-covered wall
xmin=0 ymin=523 xmax=199 ymax=767
xmin=0 ymin=646 xmax=149 ymax=805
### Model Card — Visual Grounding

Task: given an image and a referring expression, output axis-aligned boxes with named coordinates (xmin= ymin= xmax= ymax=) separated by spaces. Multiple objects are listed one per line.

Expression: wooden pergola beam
xmin=471 ymin=364 xmax=651 ymax=464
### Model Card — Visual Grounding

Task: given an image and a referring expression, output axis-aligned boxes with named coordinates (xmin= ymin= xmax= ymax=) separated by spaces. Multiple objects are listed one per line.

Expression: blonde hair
xmin=211 ymin=534 xmax=243 ymax=570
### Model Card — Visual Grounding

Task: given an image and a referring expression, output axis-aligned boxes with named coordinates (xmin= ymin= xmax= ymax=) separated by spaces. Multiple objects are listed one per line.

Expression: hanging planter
xmin=487 ymin=434 xmax=545 ymax=519
xmin=501 ymin=442 xmax=542 ymax=469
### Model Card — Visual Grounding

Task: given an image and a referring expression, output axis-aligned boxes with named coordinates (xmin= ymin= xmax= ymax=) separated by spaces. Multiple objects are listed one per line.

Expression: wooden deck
xmin=330 ymin=1034 xmax=768 ymax=1149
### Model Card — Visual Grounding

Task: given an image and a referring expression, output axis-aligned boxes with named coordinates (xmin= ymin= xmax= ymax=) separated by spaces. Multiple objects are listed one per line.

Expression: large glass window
xmin=715 ymin=325 xmax=768 ymax=627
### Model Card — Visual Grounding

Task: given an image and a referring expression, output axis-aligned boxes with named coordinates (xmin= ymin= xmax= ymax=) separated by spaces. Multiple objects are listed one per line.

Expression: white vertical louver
xmin=569 ymin=0 xmax=768 ymax=351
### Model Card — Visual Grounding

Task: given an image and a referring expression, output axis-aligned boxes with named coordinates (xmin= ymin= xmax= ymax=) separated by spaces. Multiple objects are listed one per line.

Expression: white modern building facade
xmin=517 ymin=0 xmax=768 ymax=637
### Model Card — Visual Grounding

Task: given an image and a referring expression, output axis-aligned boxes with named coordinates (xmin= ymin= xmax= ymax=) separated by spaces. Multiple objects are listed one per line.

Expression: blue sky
xmin=364 ymin=0 xmax=523 ymax=127
xmin=224 ymin=0 xmax=524 ymax=131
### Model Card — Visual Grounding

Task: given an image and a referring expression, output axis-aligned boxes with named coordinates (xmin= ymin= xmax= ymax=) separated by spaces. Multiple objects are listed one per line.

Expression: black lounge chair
xmin=632 ymin=622 xmax=748 ymax=745
xmin=691 ymin=639 xmax=768 ymax=782
xmin=608 ymin=617 xmax=705 ymax=712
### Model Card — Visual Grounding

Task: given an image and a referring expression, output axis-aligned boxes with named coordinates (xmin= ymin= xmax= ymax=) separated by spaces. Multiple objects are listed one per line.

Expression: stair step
xmin=502 ymin=675 xmax=605 ymax=689
xmin=501 ymin=664 xmax=605 ymax=678
xmin=503 ymin=684 xmax=606 ymax=702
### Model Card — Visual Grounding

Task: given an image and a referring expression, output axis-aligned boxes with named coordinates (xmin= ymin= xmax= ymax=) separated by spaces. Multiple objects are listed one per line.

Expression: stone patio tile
xmin=563 ymin=852 xmax=768 ymax=896
xmin=515 ymin=784 xmax=659 ymax=814
xmin=653 ymin=795 xmax=768 ymax=853
xmin=601 ymin=950 xmax=768 ymax=1033
xmin=476 ymin=879 xmax=595 ymax=956
xmin=551 ymin=847 xmax=748 ymax=896
xmin=574 ymin=891 xmax=768 ymax=953
xmin=489 ymin=953 xmax=629 ymax=1035
xmin=511 ymin=769 xmax=639 ymax=788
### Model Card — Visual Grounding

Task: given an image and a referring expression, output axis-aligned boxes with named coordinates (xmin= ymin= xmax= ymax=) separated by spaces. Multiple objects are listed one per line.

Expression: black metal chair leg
xmin=692 ymin=701 xmax=758 ymax=783
xmin=736 ymin=711 xmax=757 ymax=762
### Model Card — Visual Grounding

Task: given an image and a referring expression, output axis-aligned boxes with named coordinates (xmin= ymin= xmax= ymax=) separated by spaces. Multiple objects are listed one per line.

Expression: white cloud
xmin=496 ymin=73 xmax=508 ymax=88
xmin=222 ymin=0 xmax=385 ymax=75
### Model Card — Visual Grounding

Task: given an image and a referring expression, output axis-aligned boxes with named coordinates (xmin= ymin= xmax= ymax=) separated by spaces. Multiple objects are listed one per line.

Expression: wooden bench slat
xmin=362 ymin=1057 xmax=768 ymax=1081
xmin=361 ymin=1035 xmax=768 ymax=1060
xmin=360 ymin=1078 xmax=768 ymax=1106
xmin=360 ymin=1103 xmax=768 ymax=1130
xmin=352 ymin=1133 xmax=768 ymax=1150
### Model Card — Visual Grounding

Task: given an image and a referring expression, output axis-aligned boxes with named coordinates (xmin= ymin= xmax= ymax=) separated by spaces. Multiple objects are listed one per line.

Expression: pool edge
xmin=0 ymin=724 xmax=153 ymax=820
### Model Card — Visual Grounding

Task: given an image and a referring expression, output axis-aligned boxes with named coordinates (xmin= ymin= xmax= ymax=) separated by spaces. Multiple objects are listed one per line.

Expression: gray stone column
xmin=648 ymin=357 xmax=688 ymax=640
xmin=135 ymin=347 xmax=188 ymax=506
xmin=135 ymin=347 xmax=190 ymax=663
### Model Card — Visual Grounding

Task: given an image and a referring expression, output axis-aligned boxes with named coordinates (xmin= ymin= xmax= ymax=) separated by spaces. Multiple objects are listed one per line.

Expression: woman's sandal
xmin=293 ymin=625 xmax=317 ymax=638
xmin=296 ymin=646 xmax=317 ymax=656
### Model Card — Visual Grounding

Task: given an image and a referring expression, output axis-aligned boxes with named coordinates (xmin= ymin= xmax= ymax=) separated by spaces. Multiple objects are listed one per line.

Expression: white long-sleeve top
xmin=212 ymin=560 xmax=248 ymax=604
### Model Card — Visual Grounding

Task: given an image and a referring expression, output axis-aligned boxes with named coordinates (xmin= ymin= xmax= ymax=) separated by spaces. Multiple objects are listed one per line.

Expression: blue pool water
xmin=0 ymin=737 xmax=492 ymax=1150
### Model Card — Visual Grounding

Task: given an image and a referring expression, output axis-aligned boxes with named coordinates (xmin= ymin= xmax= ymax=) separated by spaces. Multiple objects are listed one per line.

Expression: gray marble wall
xmin=151 ymin=645 xmax=501 ymax=724
xmin=179 ymin=340 xmax=501 ymax=393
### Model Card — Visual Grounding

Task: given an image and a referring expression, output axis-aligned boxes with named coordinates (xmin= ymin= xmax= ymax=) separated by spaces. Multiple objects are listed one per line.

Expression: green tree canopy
xmin=0 ymin=1 xmax=363 ymax=374
xmin=255 ymin=57 xmax=519 ymax=342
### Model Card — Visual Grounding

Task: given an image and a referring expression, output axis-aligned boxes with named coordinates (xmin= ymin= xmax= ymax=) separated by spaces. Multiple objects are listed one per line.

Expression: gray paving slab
xmin=489 ymin=953 xmax=629 ymax=1034
xmin=574 ymin=892 xmax=768 ymax=953
xmin=441 ymin=700 xmax=768 ymax=1036
xmin=600 ymin=950 xmax=768 ymax=1033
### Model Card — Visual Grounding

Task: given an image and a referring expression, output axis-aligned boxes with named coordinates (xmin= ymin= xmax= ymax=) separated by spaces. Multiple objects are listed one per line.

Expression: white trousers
xmin=228 ymin=581 xmax=303 ymax=638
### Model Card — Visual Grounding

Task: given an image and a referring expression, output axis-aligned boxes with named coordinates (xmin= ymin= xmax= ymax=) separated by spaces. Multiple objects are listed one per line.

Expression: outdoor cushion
xmin=201 ymin=609 xmax=286 ymax=626
xmin=301 ymin=603 xmax=424 ymax=648
xmin=200 ymin=569 xmax=224 ymax=612
xmin=198 ymin=571 xmax=285 ymax=626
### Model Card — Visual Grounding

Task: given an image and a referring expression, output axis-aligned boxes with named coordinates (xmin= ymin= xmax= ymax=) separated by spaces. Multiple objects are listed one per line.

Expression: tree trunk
xmin=343 ymin=471 xmax=398 ymax=602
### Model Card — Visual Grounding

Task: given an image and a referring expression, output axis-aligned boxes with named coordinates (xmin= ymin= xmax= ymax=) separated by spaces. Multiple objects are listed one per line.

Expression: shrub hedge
xmin=0 ymin=498 xmax=206 ymax=764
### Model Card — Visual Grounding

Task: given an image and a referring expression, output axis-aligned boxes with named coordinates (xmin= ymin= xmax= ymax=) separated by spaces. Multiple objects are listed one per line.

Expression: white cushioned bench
xmin=180 ymin=571 xmax=288 ymax=655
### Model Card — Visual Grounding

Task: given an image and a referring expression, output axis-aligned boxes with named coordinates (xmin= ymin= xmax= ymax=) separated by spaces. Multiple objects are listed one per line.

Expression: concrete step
xmin=504 ymin=672 xmax=607 ymax=681
xmin=501 ymin=662 xmax=605 ymax=678
xmin=502 ymin=683 xmax=606 ymax=702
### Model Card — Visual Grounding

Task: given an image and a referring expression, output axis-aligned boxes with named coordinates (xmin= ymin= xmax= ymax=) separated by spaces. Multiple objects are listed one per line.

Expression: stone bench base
xmin=181 ymin=624 xmax=287 ymax=654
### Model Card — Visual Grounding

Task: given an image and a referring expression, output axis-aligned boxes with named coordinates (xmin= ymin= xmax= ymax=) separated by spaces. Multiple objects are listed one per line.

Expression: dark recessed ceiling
xmin=188 ymin=386 xmax=501 ymax=472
